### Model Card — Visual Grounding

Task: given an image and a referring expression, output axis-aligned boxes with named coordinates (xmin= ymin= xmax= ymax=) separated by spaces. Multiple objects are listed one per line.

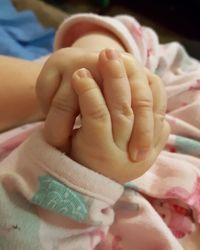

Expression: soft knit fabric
xmin=0 ymin=13 xmax=200 ymax=249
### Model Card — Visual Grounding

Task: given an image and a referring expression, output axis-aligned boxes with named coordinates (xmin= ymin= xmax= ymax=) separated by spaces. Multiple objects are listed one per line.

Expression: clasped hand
xmin=36 ymin=47 xmax=170 ymax=183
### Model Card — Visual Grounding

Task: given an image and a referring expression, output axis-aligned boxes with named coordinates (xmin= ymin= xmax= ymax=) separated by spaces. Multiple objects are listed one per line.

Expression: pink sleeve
xmin=0 ymin=130 xmax=123 ymax=249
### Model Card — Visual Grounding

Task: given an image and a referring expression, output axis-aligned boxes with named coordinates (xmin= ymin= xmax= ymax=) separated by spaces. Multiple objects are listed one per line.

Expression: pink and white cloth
xmin=0 ymin=14 xmax=200 ymax=250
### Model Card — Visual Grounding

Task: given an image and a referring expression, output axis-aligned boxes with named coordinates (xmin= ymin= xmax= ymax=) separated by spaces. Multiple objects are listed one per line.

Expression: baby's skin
xmin=36 ymin=48 xmax=170 ymax=183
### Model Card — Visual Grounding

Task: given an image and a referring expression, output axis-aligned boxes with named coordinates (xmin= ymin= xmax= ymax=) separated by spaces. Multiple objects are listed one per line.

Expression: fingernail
xmin=105 ymin=49 xmax=119 ymax=60
xmin=77 ymin=68 xmax=92 ymax=78
xmin=133 ymin=149 xmax=149 ymax=162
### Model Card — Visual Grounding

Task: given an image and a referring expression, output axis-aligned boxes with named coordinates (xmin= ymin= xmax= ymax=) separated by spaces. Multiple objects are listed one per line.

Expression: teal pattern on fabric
xmin=176 ymin=136 xmax=200 ymax=155
xmin=32 ymin=175 xmax=89 ymax=221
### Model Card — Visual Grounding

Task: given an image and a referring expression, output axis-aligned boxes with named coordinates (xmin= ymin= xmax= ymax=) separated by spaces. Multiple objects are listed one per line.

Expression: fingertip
xmin=72 ymin=68 xmax=94 ymax=94
xmin=72 ymin=68 xmax=92 ymax=82
xmin=76 ymin=68 xmax=92 ymax=78
xmin=99 ymin=48 xmax=121 ymax=63
xmin=98 ymin=49 xmax=107 ymax=66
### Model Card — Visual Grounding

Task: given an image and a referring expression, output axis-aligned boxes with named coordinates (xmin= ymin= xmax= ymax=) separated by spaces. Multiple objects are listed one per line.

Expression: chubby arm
xmin=0 ymin=56 xmax=44 ymax=131
xmin=71 ymin=29 xmax=125 ymax=52
xmin=0 ymin=31 xmax=124 ymax=132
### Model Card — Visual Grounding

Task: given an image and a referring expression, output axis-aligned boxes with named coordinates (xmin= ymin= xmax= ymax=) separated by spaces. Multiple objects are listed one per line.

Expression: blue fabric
xmin=0 ymin=0 xmax=55 ymax=59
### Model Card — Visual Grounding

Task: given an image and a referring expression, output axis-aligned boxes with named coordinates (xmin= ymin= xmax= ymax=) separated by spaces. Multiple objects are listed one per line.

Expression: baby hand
xmin=70 ymin=49 xmax=169 ymax=183
xmin=37 ymin=48 xmax=169 ymax=183
xmin=37 ymin=47 xmax=169 ymax=163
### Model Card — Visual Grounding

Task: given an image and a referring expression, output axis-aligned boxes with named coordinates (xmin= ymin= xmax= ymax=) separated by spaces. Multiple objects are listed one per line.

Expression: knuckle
xmin=133 ymin=98 xmax=153 ymax=110
xmin=89 ymin=105 xmax=108 ymax=122
xmin=114 ymin=102 xmax=133 ymax=119
xmin=48 ymin=49 xmax=71 ymax=68
xmin=52 ymin=48 xmax=69 ymax=60
xmin=52 ymin=96 xmax=75 ymax=113
xmin=78 ymin=80 xmax=96 ymax=94
xmin=46 ymin=51 xmax=60 ymax=65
